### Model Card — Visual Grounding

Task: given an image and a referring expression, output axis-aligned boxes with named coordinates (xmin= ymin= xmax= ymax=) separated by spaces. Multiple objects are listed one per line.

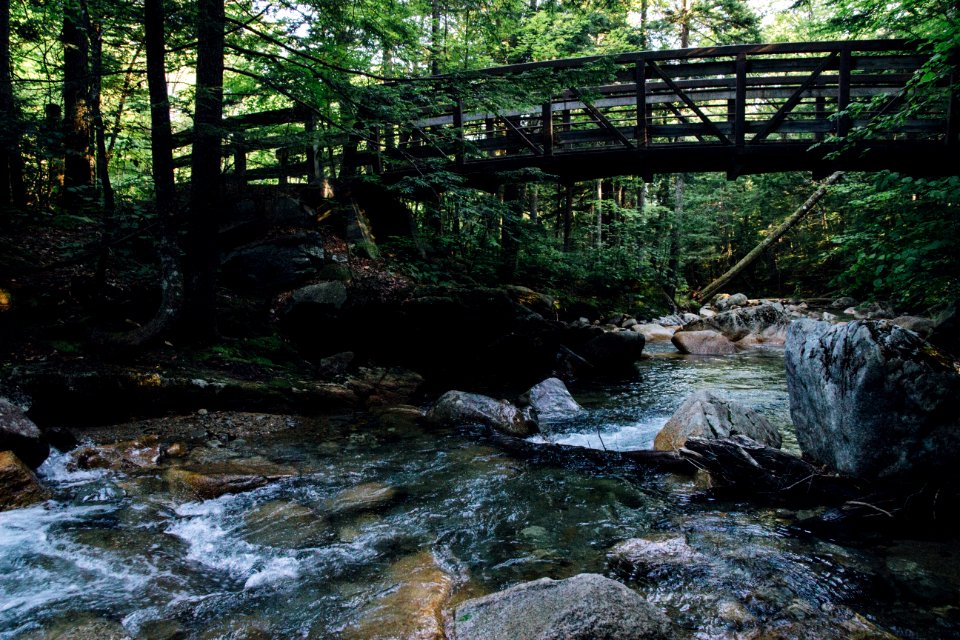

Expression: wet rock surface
xmin=681 ymin=303 xmax=790 ymax=343
xmin=0 ymin=397 xmax=49 ymax=468
xmin=165 ymin=459 xmax=296 ymax=500
xmin=449 ymin=573 xmax=673 ymax=640
xmin=343 ymin=551 xmax=453 ymax=640
xmin=517 ymin=378 xmax=582 ymax=422
xmin=654 ymin=390 xmax=781 ymax=451
xmin=786 ymin=319 xmax=960 ymax=480
xmin=672 ymin=329 xmax=737 ymax=355
xmin=426 ymin=390 xmax=538 ymax=437
xmin=0 ymin=450 xmax=50 ymax=511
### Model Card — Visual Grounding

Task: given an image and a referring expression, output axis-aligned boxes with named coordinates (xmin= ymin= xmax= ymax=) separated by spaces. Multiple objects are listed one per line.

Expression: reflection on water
xmin=0 ymin=347 xmax=957 ymax=638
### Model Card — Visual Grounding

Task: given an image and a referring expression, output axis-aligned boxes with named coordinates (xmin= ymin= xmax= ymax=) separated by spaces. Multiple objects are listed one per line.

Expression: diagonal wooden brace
xmin=498 ymin=113 xmax=543 ymax=155
xmin=570 ymin=87 xmax=635 ymax=149
xmin=751 ymin=52 xmax=839 ymax=143
xmin=648 ymin=61 xmax=732 ymax=145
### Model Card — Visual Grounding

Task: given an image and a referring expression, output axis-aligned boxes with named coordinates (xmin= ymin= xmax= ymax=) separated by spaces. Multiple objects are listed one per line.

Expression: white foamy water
xmin=35 ymin=448 xmax=108 ymax=488
xmin=529 ymin=415 xmax=668 ymax=451
xmin=167 ymin=496 xmax=301 ymax=590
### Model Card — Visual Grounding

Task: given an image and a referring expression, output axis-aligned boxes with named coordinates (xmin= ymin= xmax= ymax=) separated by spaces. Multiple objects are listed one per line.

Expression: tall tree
xmin=61 ymin=0 xmax=94 ymax=211
xmin=0 ymin=0 xmax=24 ymax=210
xmin=186 ymin=0 xmax=225 ymax=340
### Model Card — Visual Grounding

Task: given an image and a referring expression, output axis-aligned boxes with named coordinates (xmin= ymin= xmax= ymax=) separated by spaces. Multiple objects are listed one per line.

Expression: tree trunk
xmin=499 ymin=183 xmax=521 ymax=279
xmin=527 ymin=183 xmax=538 ymax=224
xmin=594 ymin=179 xmax=602 ymax=250
xmin=107 ymin=44 xmax=143 ymax=156
xmin=696 ymin=171 xmax=844 ymax=302
xmin=186 ymin=0 xmax=225 ymax=341
xmin=62 ymin=0 xmax=94 ymax=212
xmin=88 ymin=17 xmax=113 ymax=215
xmin=0 ymin=0 xmax=23 ymax=209
xmin=430 ymin=0 xmax=441 ymax=75
xmin=562 ymin=182 xmax=574 ymax=252
xmin=665 ymin=174 xmax=684 ymax=301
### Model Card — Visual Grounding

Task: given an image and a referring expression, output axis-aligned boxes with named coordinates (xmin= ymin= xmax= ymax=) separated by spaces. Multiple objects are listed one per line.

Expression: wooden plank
xmin=752 ymin=52 xmax=838 ymax=143
xmin=648 ymin=61 xmax=732 ymax=144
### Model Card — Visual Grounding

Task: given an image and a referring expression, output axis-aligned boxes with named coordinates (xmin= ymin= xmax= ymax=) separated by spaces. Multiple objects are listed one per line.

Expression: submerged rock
xmin=324 ymin=482 xmax=401 ymax=517
xmin=0 ymin=450 xmax=49 ymax=511
xmin=426 ymin=391 xmax=538 ymax=437
xmin=449 ymin=573 xmax=672 ymax=640
xmin=517 ymin=378 xmax=582 ymax=421
xmin=608 ymin=535 xmax=706 ymax=577
xmin=342 ymin=551 xmax=453 ymax=640
xmin=20 ymin=615 xmax=131 ymax=640
xmin=0 ymin=397 xmax=49 ymax=469
xmin=71 ymin=435 xmax=162 ymax=472
xmin=243 ymin=500 xmax=329 ymax=548
xmin=785 ymin=319 xmax=960 ymax=480
xmin=671 ymin=330 xmax=736 ymax=355
xmin=165 ymin=460 xmax=295 ymax=500
xmin=653 ymin=390 xmax=781 ymax=451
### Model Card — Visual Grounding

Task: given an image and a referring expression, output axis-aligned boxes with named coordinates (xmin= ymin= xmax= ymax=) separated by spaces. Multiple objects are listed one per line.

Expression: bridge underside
xmin=379 ymin=141 xmax=955 ymax=192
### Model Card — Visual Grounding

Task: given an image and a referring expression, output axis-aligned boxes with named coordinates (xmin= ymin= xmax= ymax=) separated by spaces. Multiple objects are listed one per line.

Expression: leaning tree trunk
xmin=696 ymin=171 xmax=844 ymax=303
xmin=185 ymin=0 xmax=225 ymax=341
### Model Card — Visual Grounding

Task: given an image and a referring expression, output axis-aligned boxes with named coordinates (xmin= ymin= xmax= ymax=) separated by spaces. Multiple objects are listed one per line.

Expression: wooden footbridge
xmin=175 ymin=40 xmax=960 ymax=190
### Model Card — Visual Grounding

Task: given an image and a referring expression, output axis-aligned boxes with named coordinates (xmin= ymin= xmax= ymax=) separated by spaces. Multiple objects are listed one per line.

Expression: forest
xmin=0 ymin=0 xmax=959 ymax=638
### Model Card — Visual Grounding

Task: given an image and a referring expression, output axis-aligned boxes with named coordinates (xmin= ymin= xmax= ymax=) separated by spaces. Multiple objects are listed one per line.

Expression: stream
xmin=1 ymin=342 xmax=958 ymax=638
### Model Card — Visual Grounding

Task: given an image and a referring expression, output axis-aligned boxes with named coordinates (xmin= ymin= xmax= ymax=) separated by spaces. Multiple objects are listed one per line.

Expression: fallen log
xmin=679 ymin=434 xmax=864 ymax=504
xmin=483 ymin=429 xmax=697 ymax=475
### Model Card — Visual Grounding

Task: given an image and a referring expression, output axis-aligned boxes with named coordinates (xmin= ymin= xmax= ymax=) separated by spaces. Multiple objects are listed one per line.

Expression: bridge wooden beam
xmin=570 ymin=88 xmax=635 ymax=149
xmin=499 ymin=113 xmax=543 ymax=155
xmin=542 ymin=102 xmax=554 ymax=156
xmin=837 ymin=45 xmax=853 ymax=138
xmin=752 ymin=52 xmax=838 ymax=144
xmin=648 ymin=61 xmax=732 ymax=145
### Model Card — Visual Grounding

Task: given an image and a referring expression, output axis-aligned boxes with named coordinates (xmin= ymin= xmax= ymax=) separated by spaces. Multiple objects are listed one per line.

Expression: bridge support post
xmin=454 ymin=99 xmax=465 ymax=165
xmin=542 ymin=102 xmax=554 ymax=156
xmin=232 ymin=132 xmax=246 ymax=192
xmin=837 ymin=45 xmax=852 ymax=138
xmin=635 ymin=57 xmax=647 ymax=147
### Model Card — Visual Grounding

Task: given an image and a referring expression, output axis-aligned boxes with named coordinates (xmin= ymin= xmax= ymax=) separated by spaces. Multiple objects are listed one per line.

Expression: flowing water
xmin=1 ymin=344 xmax=958 ymax=638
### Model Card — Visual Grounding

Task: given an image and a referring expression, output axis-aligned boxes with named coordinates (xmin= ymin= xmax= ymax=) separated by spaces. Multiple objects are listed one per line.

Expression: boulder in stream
xmin=654 ymin=390 xmax=781 ymax=451
xmin=631 ymin=323 xmax=676 ymax=342
xmin=0 ymin=397 xmax=49 ymax=469
xmin=671 ymin=330 xmax=736 ymax=355
xmin=608 ymin=535 xmax=706 ymax=577
xmin=342 ymin=551 xmax=452 ymax=640
xmin=517 ymin=378 xmax=582 ymax=421
xmin=448 ymin=573 xmax=672 ymax=640
xmin=0 ymin=450 xmax=50 ymax=511
xmin=577 ymin=330 xmax=645 ymax=372
xmin=165 ymin=460 xmax=296 ymax=500
xmin=680 ymin=303 xmax=790 ymax=343
xmin=426 ymin=391 xmax=538 ymax=437
xmin=785 ymin=319 xmax=960 ymax=480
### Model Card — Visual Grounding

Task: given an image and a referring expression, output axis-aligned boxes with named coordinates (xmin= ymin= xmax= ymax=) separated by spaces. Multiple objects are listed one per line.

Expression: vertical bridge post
xmin=636 ymin=56 xmax=647 ymax=147
xmin=837 ymin=44 xmax=852 ymax=138
xmin=542 ymin=101 xmax=554 ymax=156
xmin=453 ymin=99 xmax=465 ymax=166
xmin=734 ymin=53 xmax=747 ymax=148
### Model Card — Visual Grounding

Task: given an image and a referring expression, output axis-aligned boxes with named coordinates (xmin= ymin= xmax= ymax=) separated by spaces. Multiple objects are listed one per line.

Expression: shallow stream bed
xmin=1 ymin=344 xmax=958 ymax=638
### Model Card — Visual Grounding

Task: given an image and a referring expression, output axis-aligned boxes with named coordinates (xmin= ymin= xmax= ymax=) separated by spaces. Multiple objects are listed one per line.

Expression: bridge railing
xmin=376 ymin=40 xmax=949 ymax=175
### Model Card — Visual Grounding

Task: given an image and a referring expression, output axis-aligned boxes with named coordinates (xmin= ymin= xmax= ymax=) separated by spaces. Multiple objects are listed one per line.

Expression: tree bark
xmin=186 ymin=0 xmax=225 ymax=341
xmin=499 ymin=183 xmax=521 ymax=279
xmin=430 ymin=0 xmax=441 ymax=75
xmin=97 ymin=0 xmax=183 ymax=348
xmin=665 ymin=174 xmax=684 ymax=301
xmin=562 ymin=182 xmax=574 ymax=252
xmin=62 ymin=0 xmax=94 ymax=212
xmin=696 ymin=171 xmax=844 ymax=302
xmin=0 ymin=0 xmax=23 ymax=209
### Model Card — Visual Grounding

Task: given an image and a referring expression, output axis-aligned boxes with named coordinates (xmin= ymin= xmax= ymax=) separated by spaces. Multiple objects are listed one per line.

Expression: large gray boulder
xmin=785 ymin=319 xmax=960 ymax=480
xmin=448 ymin=573 xmax=672 ymax=640
xmin=0 ymin=398 xmax=49 ymax=469
xmin=426 ymin=391 xmax=538 ymax=437
xmin=220 ymin=233 xmax=327 ymax=292
xmin=680 ymin=303 xmax=790 ymax=342
xmin=715 ymin=293 xmax=748 ymax=311
xmin=517 ymin=378 xmax=582 ymax=421
xmin=653 ymin=390 xmax=781 ymax=451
